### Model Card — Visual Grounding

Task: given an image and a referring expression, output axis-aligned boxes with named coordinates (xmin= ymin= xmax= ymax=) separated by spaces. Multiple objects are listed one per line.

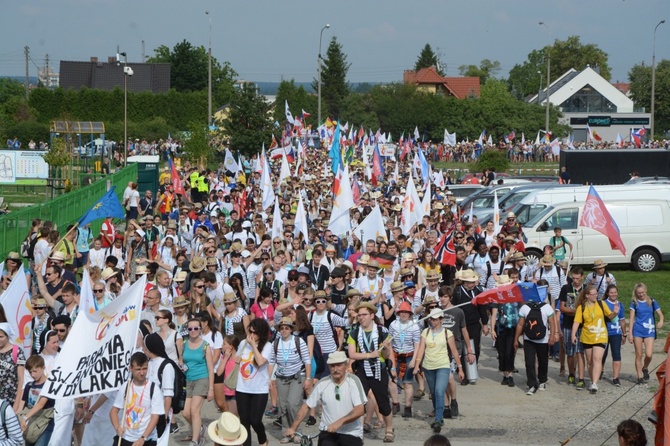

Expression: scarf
xmin=357 ymin=325 xmax=381 ymax=380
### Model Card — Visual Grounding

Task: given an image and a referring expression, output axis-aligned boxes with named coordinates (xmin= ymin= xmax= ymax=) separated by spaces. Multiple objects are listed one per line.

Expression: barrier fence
xmin=0 ymin=164 xmax=138 ymax=262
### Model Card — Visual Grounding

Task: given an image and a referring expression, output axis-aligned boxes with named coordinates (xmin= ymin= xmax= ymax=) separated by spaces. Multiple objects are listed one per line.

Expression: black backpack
xmin=157 ymin=358 xmax=187 ymax=415
xmin=523 ymin=302 xmax=548 ymax=341
xmin=295 ymin=331 xmax=325 ymax=376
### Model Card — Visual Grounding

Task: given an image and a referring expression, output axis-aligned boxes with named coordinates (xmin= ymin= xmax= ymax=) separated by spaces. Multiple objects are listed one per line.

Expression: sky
xmin=1 ymin=0 xmax=668 ymax=86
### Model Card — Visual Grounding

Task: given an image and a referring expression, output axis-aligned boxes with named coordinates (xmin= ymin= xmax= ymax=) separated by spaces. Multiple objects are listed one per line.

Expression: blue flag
xmin=329 ymin=123 xmax=341 ymax=174
xmin=518 ymin=282 xmax=546 ymax=303
xmin=78 ymin=186 xmax=125 ymax=227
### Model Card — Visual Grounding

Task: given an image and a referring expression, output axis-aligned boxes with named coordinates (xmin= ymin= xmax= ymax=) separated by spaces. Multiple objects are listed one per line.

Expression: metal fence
xmin=0 ymin=164 xmax=138 ymax=261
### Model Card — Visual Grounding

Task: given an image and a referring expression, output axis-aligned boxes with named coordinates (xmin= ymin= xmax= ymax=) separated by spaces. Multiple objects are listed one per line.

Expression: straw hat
xmin=428 ymin=308 xmax=444 ymax=319
xmin=172 ymin=295 xmax=190 ymax=308
xmin=206 ymin=257 xmax=219 ymax=266
xmin=173 ymin=271 xmax=188 ymax=282
xmin=399 ymin=267 xmax=413 ymax=277
xmin=190 ymin=257 xmax=206 ymax=273
xmin=5 ymin=252 xmax=21 ymax=261
xmin=223 ymin=292 xmax=239 ymax=304
xmin=356 ymin=302 xmax=377 ymax=313
xmin=592 ymin=259 xmax=608 ymax=269
xmin=460 ymin=269 xmax=479 ymax=283
xmin=422 ymin=295 xmax=439 ymax=308
xmin=358 ymin=255 xmax=370 ymax=266
xmin=345 ymin=289 xmax=362 ymax=299
xmin=207 ymin=412 xmax=248 ymax=446
xmin=434 ymin=203 xmax=444 ymax=210
xmin=327 ymin=351 xmax=348 ymax=365
xmin=367 ymin=259 xmax=380 ymax=269
xmin=510 ymin=251 xmax=526 ymax=261
xmin=426 ymin=272 xmax=442 ymax=282
xmin=539 ymin=255 xmax=555 ymax=267
xmin=135 ymin=265 xmax=148 ymax=276
xmin=314 ymin=290 xmax=329 ymax=300
xmin=390 ymin=281 xmax=406 ymax=293
xmin=31 ymin=297 xmax=48 ymax=308
xmin=276 ymin=317 xmax=295 ymax=329
xmin=454 ymin=269 xmax=464 ymax=281
xmin=101 ymin=267 xmax=117 ymax=281
xmin=496 ymin=275 xmax=514 ymax=286
xmin=49 ymin=251 xmax=66 ymax=262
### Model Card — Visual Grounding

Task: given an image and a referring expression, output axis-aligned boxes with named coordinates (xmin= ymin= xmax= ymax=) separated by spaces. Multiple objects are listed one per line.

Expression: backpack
xmin=157 ymin=358 xmax=187 ymax=415
xmin=20 ymin=236 xmax=32 ymax=258
xmin=309 ymin=311 xmax=341 ymax=349
xmin=348 ymin=324 xmax=386 ymax=357
xmin=485 ymin=261 xmax=505 ymax=287
xmin=1 ymin=399 xmax=16 ymax=440
xmin=296 ymin=331 xmax=325 ymax=376
xmin=522 ymin=302 xmax=548 ymax=341
xmin=538 ymin=264 xmax=562 ymax=280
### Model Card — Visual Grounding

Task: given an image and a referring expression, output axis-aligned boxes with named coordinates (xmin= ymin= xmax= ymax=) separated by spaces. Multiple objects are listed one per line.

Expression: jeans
xmin=29 ymin=419 xmax=54 ymax=446
xmin=422 ymin=367 xmax=450 ymax=423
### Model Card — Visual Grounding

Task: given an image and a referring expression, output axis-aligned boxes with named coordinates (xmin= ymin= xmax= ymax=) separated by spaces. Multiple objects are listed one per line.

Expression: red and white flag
xmin=579 ymin=186 xmax=626 ymax=255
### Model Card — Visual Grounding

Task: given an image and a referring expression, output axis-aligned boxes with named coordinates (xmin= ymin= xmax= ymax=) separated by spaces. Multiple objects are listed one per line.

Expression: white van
xmin=522 ymin=198 xmax=670 ymax=272
xmin=511 ymin=184 xmax=670 ymax=226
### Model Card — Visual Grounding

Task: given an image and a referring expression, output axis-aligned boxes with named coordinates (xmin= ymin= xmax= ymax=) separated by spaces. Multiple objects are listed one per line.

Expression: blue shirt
xmin=630 ymin=299 xmax=660 ymax=339
xmin=604 ymin=299 xmax=624 ymax=336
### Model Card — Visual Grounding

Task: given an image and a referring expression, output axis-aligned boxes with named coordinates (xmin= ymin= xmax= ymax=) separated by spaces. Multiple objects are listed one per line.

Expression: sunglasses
xmin=55 ymin=329 xmax=67 ymax=333
xmin=93 ymin=289 xmax=105 ymax=293
xmin=187 ymin=327 xmax=200 ymax=331
xmin=155 ymin=316 xmax=165 ymax=320
xmin=289 ymin=278 xmax=298 ymax=282
xmin=248 ymin=330 xmax=257 ymax=334
xmin=273 ymin=241 xmax=282 ymax=244
xmin=335 ymin=385 xmax=341 ymax=401
xmin=261 ymin=257 xmax=270 ymax=261
xmin=264 ymin=272 xmax=274 ymax=276
xmin=315 ymin=299 xmax=327 ymax=304
xmin=194 ymin=284 xmax=205 ymax=289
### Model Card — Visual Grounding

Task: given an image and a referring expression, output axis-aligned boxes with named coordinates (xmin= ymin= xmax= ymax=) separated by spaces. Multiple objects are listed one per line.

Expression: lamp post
xmin=118 ymin=52 xmax=132 ymax=167
xmin=539 ymin=22 xmax=551 ymax=136
xmin=317 ymin=24 xmax=330 ymax=127
xmin=537 ymin=70 xmax=542 ymax=105
xmin=651 ymin=19 xmax=666 ymax=143
xmin=206 ymin=11 xmax=212 ymax=128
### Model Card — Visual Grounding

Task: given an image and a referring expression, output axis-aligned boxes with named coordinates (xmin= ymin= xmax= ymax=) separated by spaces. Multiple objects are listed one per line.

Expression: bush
xmin=475 ymin=148 xmax=509 ymax=173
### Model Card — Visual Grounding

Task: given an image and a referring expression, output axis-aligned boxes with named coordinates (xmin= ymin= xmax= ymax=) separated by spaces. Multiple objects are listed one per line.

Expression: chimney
xmin=108 ymin=56 xmax=117 ymax=64
xmin=90 ymin=57 xmax=98 ymax=63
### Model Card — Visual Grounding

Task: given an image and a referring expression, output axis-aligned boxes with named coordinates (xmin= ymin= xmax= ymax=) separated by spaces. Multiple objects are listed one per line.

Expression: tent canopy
xmin=50 ymin=121 xmax=105 ymax=134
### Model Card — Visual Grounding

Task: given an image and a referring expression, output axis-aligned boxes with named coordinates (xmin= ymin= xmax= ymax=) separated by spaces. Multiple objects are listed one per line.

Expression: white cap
xmin=241 ymin=250 xmax=251 ymax=258
xmin=241 ymin=220 xmax=252 ymax=229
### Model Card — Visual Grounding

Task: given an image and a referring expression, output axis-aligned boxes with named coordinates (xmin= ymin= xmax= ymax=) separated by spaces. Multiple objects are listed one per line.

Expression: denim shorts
xmin=563 ymin=327 xmax=584 ymax=355
xmin=394 ymin=352 xmax=415 ymax=383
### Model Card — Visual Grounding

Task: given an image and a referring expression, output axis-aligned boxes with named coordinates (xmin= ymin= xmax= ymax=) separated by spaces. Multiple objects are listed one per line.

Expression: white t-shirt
xmin=88 ymin=247 xmax=106 ymax=269
xmin=113 ymin=380 xmax=165 ymax=441
xmin=201 ymin=330 xmax=223 ymax=372
xmin=235 ymin=341 xmax=273 ymax=394
xmin=129 ymin=190 xmax=140 ymax=207
xmin=307 ymin=375 xmax=367 ymax=438
xmin=519 ymin=303 xmax=555 ymax=343
xmin=148 ymin=357 xmax=175 ymax=398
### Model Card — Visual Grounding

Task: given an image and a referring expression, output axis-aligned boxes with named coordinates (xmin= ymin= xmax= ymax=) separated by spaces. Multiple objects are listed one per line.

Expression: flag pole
xmin=117 ymin=377 xmax=133 ymax=446
xmin=387 ymin=301 xmax=473 ymax=342
xmin=43 ymin=222 xmax=80 ymax=266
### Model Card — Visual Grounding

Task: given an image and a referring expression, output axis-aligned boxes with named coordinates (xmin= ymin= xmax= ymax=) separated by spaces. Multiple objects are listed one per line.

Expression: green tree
xmin=629 ymin=59 xmax=670 ymax=138
xmin=147 ymin=40 xmax=237 ymax=107
xmin=222 ymin=83 xmax=272 ymax=157
xmin=0 ymin=78 xmax=25 ymax=104
xmin=273 ymin=80 xmax=316 ymax=126
xmin=182 ymin=121 xmax=210 ymax=169
xmin=414 ymin=44 xmax=443 ymax=75
xmin=314 ymin=37 xmax=350 ymax=119
xmin=474 ymin=148 xmax=509 ymax=173
xmin=507 ymin=36 xmax=611 ymax=99
xmin=458 ymin=59 xmax=501 ymax=84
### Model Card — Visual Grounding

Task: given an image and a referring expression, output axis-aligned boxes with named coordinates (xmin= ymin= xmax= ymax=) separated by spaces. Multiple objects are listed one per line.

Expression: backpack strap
xmin=11 ymin=344 xmax=18 ymax=364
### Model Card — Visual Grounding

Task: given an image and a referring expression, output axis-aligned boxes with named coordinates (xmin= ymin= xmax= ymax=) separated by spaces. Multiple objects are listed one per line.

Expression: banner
xmin=41 ymin=275 xmax=146 ymax=399
xmin=0 ymin=267 xmax=32 ymax=357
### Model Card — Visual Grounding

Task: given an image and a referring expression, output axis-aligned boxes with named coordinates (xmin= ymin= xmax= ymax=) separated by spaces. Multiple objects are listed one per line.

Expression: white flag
xmin=353 ymin=205 xmax=386 ymax=243
xmin=329 ymin=166 xmax=354 ymax=236
xmin=616 ymin=132 xmax=624 ymax=148
xmin=487 ymin=135 xmax=493 ymax=145
xmin=521 ymin=133 xmax=525 ymax=145
xmin=534 ymin=131 xmax=541 ymax=146
xmin=0 ymin=267 xmax=32 ymax=358
xmin=401 ymin=172 xmax=422 ymax=234
xmin=294 ymin=194 xmax=310 ymax=244
xmin=421 ymin=180 xmax=431 ymax=216
xmin=271 ymin=196 xmax=283 ymax=240
xmin=260 ymin=149 xmax=275 ymax=211
xmin=41 ymin=275 xmax=147 ymax=398
xmin=493 ymin=190 xmax=501 ymax=234
xmin=285 ymin=100 xmax=295 ymax=125
xmin=224 ymin=149 xmax=240 ymax=173
xmin=279 ymin=153 xmax=291 ymax=184
xmin=413 ymin=126 xmax=420 ymax=141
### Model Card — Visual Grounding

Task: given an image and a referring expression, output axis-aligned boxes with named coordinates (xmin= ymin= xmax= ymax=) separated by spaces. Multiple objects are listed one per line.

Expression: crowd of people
xmin=0 ymin=142 xmax=661 ymax=446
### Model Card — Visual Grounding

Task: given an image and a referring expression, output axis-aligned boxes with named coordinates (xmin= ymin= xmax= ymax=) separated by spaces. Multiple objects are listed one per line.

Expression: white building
xmin=528 ymin=66 xmax=649 ymax=143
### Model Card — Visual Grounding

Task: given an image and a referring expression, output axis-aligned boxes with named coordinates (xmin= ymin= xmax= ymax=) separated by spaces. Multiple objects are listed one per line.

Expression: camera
xmin=123 ymin=66 xmax=134 ymax=76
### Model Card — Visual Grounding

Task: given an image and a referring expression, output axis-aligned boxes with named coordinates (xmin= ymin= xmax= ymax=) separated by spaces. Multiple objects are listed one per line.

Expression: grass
xmin=606 ymin=263 xmax=670 ymax=333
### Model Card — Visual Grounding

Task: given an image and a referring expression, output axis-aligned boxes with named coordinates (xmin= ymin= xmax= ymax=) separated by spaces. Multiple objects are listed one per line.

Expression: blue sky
xmin=1 ymin=0 xmax=668 ymax=85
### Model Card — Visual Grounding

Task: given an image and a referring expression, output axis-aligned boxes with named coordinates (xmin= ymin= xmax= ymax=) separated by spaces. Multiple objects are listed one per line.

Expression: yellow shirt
xmin=421 ymin=327 xmax=453 ymax=370
xmin=574 ymin=301 xmax=611 ymax=345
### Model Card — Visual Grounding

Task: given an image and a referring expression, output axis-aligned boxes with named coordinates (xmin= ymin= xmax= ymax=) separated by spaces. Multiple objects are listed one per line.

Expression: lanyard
xmin=398 ymin=321 xmax=409 ymax=345
xmin=362 ymin=330 xmax=374 ymax=353
xmin=431 ymin=327 xmax=443 ymax=343
xmin=313 ymin=312 xmax=326 ymax=334
xmin=280 ymin=338 xmax=291 ymax=366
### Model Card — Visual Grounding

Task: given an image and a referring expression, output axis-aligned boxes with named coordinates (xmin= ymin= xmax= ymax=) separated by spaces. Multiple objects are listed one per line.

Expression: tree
xmin=314 ymin=37 xmax=350 ymax=119
xmin=458 ymin=59 xmax=501 ymax=84
xmin=414 ymin=44 xmax=443 ymax=75
xmin=222 ymin=83 xmax=272 ymax=157
xmin=629 ymin=59 xmax=670 ymax=138
xmin=182 ymin=121 xmax=210 ymax=169
xmin=507 ymin=36 xmax=611 ymax=99
xmin=273 ymin=80 xmax=316 ymax=126
xmin=147 ymin=40 xmax=237 ymax=107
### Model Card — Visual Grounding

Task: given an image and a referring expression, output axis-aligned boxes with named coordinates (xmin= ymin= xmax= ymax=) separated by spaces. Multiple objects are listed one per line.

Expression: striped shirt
xmin=223 ymin=308 xmax=247 ymax=335
xmin=309 ymin=310 xmax=347 ymax=354
xmin=0 ymin=399 xmax=23 ymax=446
xmin=389 ymin=320 xmax=421 ymax=354
xmin=269 ymin=335 xmax=311 ymax=377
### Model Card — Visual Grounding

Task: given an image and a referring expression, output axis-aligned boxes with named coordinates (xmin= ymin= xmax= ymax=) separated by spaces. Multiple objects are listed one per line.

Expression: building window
xmin=559 ymin=85 xmax=616 ymax=113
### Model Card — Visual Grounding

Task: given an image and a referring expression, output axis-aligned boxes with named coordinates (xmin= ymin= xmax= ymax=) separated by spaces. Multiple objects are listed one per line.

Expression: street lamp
xmin=317 ymin=24 xmax=330 ymax=127
xmin=118 ymin=51 xmax=133 ymax=167
xmin=539 ymin=21 xmax=551 ymax=136
xmin=651 ymin=19 xmax=665 ymax=143
xmin=537 ymin=70 xmax=542 ymax=105
xmin=206 ymin=11 xmax=212 ymax=128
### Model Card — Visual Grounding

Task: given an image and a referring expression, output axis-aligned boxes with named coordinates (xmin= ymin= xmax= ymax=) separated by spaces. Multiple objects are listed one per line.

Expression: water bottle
xmin=464 ymin=339 xmax=479 ymax=384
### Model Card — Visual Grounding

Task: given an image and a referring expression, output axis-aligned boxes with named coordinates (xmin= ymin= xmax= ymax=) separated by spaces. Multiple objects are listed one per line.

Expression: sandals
xmin=280 ymin=437 xmax=294 ymax=444
xmin=373 ymin=421 xmax=386 ymax=429
xmin=383 ymin=430 xmax=395 ymax=443
xmin=413 ymin=389 xmax=425 ymax=400
xmin=363 ymin=422 xmax=372 ymax=433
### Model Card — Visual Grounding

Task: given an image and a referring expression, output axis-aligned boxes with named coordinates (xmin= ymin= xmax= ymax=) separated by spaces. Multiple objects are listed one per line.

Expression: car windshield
xmin=524 ymin=205 xmax=554 ymax=228
xmin=472 ymin=196 xmax=495 ymax=208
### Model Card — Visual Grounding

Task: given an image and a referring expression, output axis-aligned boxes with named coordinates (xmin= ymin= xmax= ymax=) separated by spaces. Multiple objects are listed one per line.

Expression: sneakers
xmin=170 ymin=423 xmax=179 ymax=434
xmin=265 ymin=406 xmax=279 ymax=417
xmin=538 ymin=383 xmax=547 ymax=391
xmin=643 ymin=368 xmax=650 ymax=381
xmin=501 ymin=376 xmax=510 ymax=386
xmin=526 ymin=386 xmax=538 ymax=395
xmin=402 ymin=407 xmax=412 ymax=418
xmin=392 ymin=403 xmax=400 ymax=415
xmin=450 ymin=400 xmax=459 ymax=418
xmin=443 ymin=407 xmax=452 ymax=419
xmin=612 ymin=378 xmax=621 ymax=387
xmin=431 ymin=422 xmax=442 ymax=433
xmin=567 ymin=374 xmax=576 ymax=385
xmin=507 ymin=376 xmax=515 ymax=387
xmin=637 ymin=377 xmax=645 ymax=385
xmin=589 ymin=383 xmax=599 ymax=394
xmin=306 ymin=415 xmax=317 ymax=426
xmin=198 ymin=425 xmax=206 ymax=446
xmin=576 ymin=380 xmax=585 ymax=390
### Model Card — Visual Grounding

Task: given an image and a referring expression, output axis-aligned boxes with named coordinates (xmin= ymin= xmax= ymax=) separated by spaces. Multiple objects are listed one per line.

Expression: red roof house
xmin=403 ymin=67 xmax=480 ymax=99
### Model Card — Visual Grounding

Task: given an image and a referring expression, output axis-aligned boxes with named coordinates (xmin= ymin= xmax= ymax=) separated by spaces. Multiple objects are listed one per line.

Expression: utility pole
xmin=24 ymin=46 xmax=29 ymax=100
xmin=45 ymin=54 xmax=50 ymax=89
xmin=206 ymin=11 xmax=212 ymax=128
xmin=142 ymin=40 xmax=146 ymax=63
